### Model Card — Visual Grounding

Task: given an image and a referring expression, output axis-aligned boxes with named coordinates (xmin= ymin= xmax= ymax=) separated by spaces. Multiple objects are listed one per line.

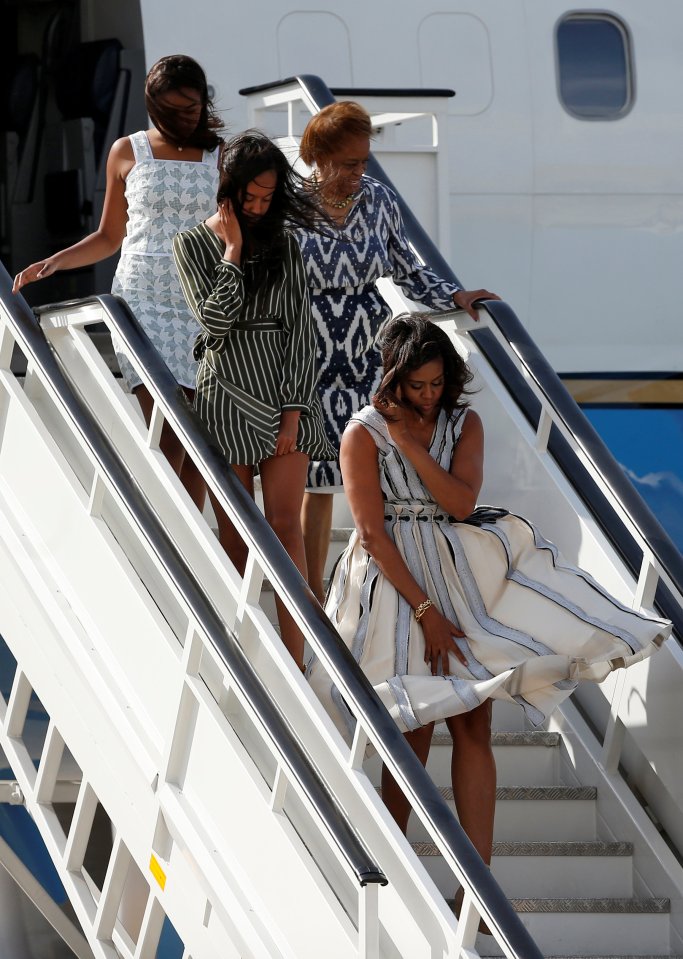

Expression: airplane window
xmin=556 ymin=15 xmax=632 ymax=119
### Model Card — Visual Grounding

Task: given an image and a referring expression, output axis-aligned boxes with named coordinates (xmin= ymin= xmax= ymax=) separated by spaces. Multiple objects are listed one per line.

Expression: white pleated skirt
xmin=307 ymin=505 xmax=670 ymax=741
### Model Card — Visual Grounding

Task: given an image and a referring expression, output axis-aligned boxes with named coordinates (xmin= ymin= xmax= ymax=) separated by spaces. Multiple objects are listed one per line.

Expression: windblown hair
xmin=217 ymin=130 xmax=325 ymax=292
xmin=374 ymin=313 xmax=474 ymax=416
xmin=300 ymin=100 xmax=373 ymax=166
xmin=145 ymin=54 xmax=223 ymax=150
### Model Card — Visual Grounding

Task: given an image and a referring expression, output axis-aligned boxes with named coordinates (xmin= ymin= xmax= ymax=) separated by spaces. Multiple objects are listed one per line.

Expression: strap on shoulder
xmin=349 ymin=405 xmax=390 ymax=453
xmin=129 ymin=131 xmax=153 ymax=164
xmin=203 ymin=142 xmax=222 ymax=167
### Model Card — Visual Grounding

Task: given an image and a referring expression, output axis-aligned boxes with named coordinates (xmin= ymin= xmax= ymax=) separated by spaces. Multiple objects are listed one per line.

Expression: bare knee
xmin=266 ymin=509 xmax=302 ymax=548
xmin=447 ymin=702 xmax=493 ymax=750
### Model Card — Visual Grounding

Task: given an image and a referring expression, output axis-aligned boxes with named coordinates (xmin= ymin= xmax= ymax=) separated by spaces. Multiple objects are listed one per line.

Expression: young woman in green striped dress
xmin=173 ymin=132 xmax=333 ymax=668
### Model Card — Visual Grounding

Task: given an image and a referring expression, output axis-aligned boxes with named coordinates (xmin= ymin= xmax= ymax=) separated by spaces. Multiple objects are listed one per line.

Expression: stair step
xmin=404 ymin=785 xmax=597 ymax=842
xmin=427 ymin=730 xmax=562 ymax=785
xmin=453 ymin=900 xmax=671 ymax=957
xmin=398 ymin=786 xmax=597 ymax=842
xmin=330 ymin=527 xmax=353 ymax=542
xmin=440 ymin=785 xmax=596 ymax=801
xmin=414 ymin=841 xmax=631 ymax=857
xmin=365 ymin=730 xmax=563 ymax=788
xmin=432 ymin=730 xmax=561 ymax=747
xmin=415 ymin=841 xmax=633 ymax=898
xmin=510 ymin=898 xmax=669 ymax=914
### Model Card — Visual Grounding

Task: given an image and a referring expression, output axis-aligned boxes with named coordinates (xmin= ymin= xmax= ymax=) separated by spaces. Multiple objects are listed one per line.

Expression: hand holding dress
xmin=307 ymin=405 xmax=670 ymax=740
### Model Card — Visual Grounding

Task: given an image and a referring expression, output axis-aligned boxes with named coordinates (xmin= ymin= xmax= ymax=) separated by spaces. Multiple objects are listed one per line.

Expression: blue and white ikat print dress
xmin=307 ymin=406 xmax=670 ymax=740
xmin=295 ymin=176 xmax=459 ymax=489
xmin=111 ymin=131 xmax=220 ymax=390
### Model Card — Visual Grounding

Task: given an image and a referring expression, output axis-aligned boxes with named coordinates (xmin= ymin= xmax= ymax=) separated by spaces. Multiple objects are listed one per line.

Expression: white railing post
xmin=349 ymin=722 xmax=369 ymax=770
xmin=358 ymin=882 xmax=380 ymax=959
xmin=634 ymin=551 xmax=659 ymax=609
xmin=159 ymin=627 xmax=203 ymax=787
xmin=146 ymin=402 xmax=164 ymax=452
xmin=34 ymin=721 xmax=65 ymax=803
xmin=270 ymin=764 xmax=289 ymax=813
xmin=64 ymin=780 xmax=99 ymax=873
xmin=94 ymin=835 xmax=133 ymax=941
xmin=5 ymin=668 xmax=32 ymax=737
xmin=600 ymin=668 xmax=627 ymax=775
xmin=0 ymin=323 xmax=15 ymax=369
xmin=534 ymin=406 xmax=553 ymax=453
xmin=88 ymin=473 xmax=107 ymax=517
xmin=453 ymin=888 xmax=480 ymax=958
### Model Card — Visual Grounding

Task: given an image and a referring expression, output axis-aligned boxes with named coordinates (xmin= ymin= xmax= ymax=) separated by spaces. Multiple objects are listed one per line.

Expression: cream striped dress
xmin=173 ymin=222 xmax=334 ymax=465
xmin=307 ymin=405 xmax=670 ymax=741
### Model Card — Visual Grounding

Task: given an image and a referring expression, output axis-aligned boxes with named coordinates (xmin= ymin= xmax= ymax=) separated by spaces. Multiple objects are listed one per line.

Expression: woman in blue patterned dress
xmin=295 ymin=101 xmax=499 ymax=602
xmin=307 ymin=313 xmax=669 ymax=932
xmin=13 ymin=55 xmax=223 ymax=506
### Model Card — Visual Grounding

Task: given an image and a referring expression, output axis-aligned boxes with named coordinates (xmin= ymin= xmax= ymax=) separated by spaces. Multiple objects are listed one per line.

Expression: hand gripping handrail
xmin=1 ymin=266 xmax=386 ymax=894
xmin=21 ymin=286 xmax=543 ymax=953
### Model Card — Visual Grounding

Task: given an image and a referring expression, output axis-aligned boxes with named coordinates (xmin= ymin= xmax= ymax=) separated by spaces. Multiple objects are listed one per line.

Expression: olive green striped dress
xmin=173 ymin=222 xmax=334 ymax=465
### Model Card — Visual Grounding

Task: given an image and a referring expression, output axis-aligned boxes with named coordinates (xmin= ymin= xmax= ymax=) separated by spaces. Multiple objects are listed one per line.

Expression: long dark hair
xmin=217 ymin=130 xmax=325 ymax=291
xmin=145 ymin=54 xmax=223 ymax=150
xmin=374 ymin=313 xmax=474 ymax=416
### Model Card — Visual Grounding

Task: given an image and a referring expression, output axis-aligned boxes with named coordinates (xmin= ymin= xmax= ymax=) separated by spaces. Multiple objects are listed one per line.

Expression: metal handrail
xmin=26 ymin=289 xmax=543 ymax=954
xmin=468 ymin=304 xmax=683 ymax=633
xmin=1 ymin=266 xmax=386 ymax=892
xmin=240 ymin=73 xmax=682 ymax=636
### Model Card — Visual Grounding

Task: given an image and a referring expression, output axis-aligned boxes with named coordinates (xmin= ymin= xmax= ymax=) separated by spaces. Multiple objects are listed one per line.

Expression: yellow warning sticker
xmin=149 ymin=854 xmax=166 ymax=890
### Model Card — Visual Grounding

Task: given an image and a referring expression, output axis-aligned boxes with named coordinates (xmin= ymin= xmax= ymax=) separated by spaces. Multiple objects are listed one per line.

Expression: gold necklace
xmin=312 ymin=171 xmax=357 ymax=209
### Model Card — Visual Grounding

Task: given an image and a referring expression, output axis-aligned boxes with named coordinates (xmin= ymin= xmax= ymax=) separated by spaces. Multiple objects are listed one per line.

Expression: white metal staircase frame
xmin=0 ymin=271 xmax=542 ymax=959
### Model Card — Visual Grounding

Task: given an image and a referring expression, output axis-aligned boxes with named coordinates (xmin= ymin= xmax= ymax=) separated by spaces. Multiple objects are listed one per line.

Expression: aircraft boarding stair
xmin=0 ymin=75 xmax=682 ymax=959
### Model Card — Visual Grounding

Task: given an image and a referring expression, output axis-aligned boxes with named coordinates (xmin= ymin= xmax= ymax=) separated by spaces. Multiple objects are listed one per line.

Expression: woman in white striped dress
xmin=307 ymin=313 xmax=669 ymax=913
xmin=174 ymin=132 xmax=334 ymax=668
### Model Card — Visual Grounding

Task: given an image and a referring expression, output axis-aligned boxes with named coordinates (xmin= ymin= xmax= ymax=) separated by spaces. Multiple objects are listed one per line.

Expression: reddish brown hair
xmin=300 ymin=101 xmax=372 ymax=166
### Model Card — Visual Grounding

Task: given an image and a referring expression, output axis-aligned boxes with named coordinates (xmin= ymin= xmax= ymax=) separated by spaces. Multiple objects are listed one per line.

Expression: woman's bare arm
xmin=13 ymin=137 xmax=133 ymax=292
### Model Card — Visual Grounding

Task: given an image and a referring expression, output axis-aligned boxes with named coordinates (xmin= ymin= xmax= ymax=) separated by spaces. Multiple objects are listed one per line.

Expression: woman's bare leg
xmin=261 ymin=452 xmax=309 ymax=668
xmin=133 ymin=385 xmax=206 ymax=510
xmin=447 ymin=701 xmax=496 ymax=931
xmin=380 ymin=723 xmax=434 ymax=834
xmin=210 ymin=464 xmax=254 ymax=576
xmin=301 ymin=490 xmax=333 ymax=603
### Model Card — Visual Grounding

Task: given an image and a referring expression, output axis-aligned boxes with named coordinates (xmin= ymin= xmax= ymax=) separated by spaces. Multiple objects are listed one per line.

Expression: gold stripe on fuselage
xmin=562 ymin=377 xmax=683 ymax=405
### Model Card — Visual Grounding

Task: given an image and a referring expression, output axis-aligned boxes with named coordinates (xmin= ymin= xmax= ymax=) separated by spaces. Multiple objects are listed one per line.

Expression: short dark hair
xmin=300 ymin=101 xmax=373 ymax=166
xmin=374 ymin=313 xmax=474 ymax=415
xmin=145 ymin=54 xmax=223 ymax=150
xmin=217 ymin=130 xmax=323 ymax=291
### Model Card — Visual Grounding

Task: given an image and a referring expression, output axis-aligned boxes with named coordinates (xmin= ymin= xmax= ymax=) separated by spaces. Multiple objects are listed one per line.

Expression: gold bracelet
xmin=414 ymin=599 xmax=433 ymax=622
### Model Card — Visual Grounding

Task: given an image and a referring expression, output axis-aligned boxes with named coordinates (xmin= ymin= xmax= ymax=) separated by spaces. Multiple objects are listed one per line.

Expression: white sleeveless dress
xmin=307 ymin=405 xmax=670 ymax=741
xmin=111 ymin=131 xmax=220 ymax=390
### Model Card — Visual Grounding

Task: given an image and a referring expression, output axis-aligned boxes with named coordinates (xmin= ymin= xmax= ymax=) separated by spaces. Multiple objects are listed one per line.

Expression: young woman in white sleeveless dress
xmin=12 ymin=55 xmax=223 ymax=506
xmin=307 ymin=314 xmax=670 ymax=934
